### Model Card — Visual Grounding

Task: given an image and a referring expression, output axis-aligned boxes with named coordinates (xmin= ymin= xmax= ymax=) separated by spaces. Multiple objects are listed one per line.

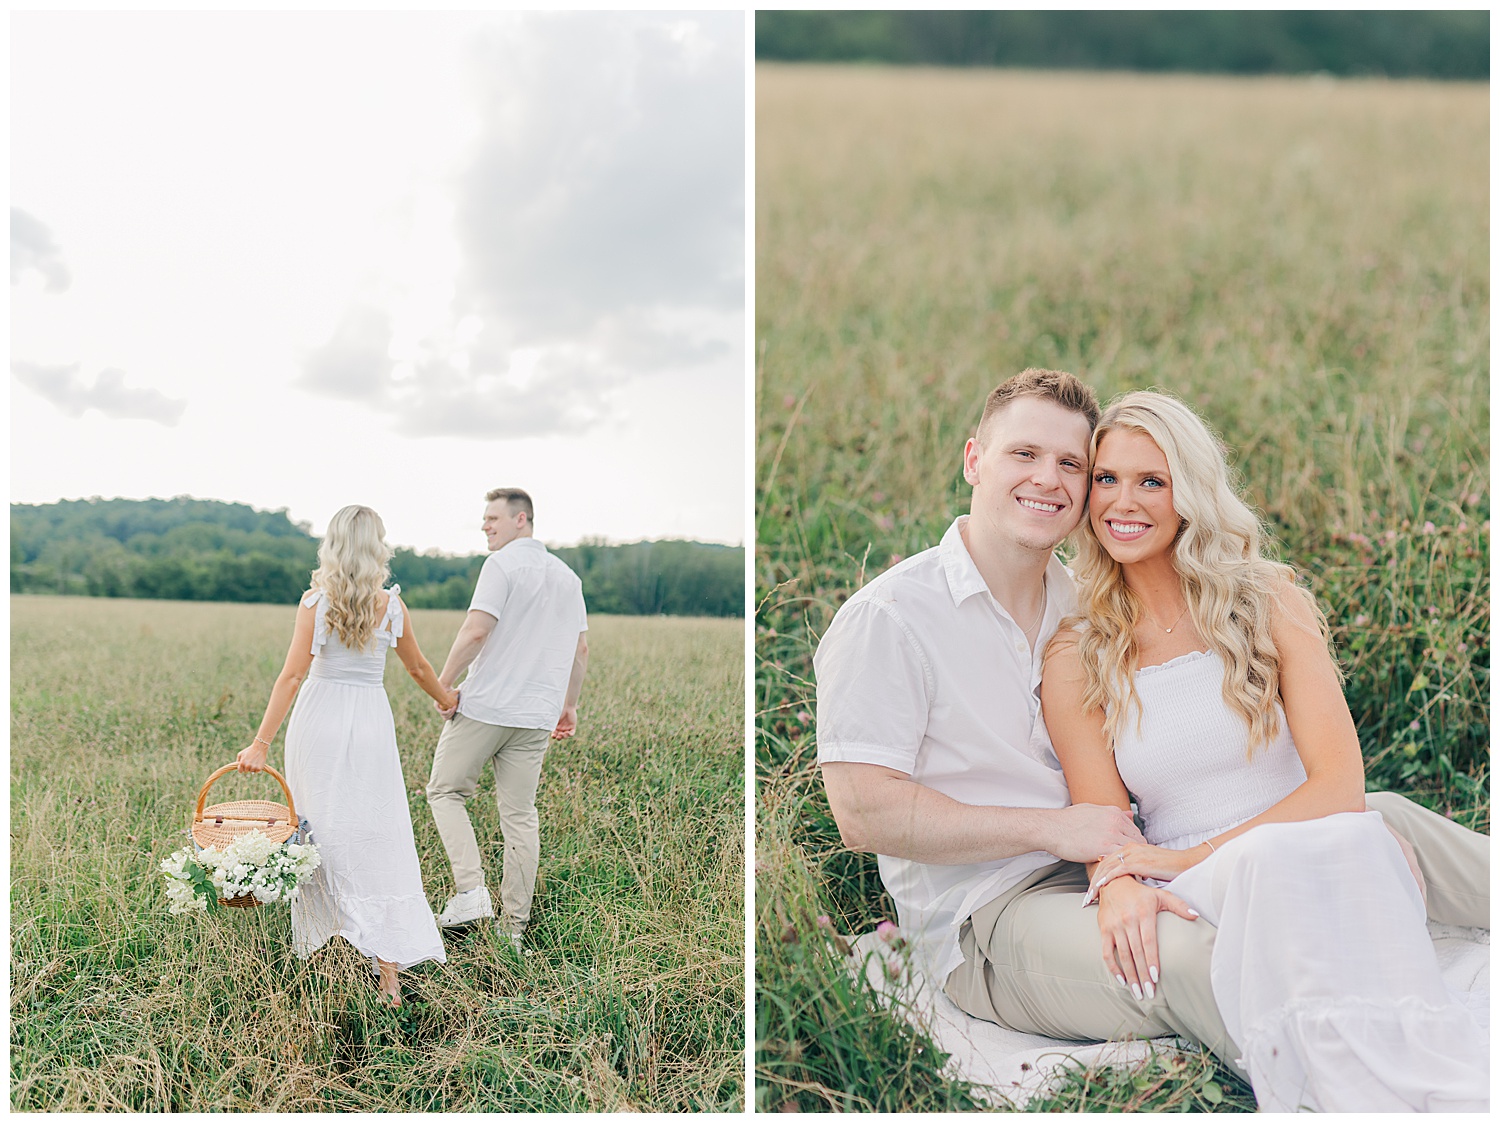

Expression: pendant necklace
xmin=1151 ymin=602 xmax=1189 ymax=634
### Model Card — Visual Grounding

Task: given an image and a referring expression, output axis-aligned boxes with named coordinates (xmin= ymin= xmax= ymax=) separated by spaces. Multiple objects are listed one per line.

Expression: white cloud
xmin=13 ymin=361 xmax=187 ymax=425
xmin=297 ymin=11 xmax=745 ymax=439
xmin=11 ymin=208 xmax=72 ymax=291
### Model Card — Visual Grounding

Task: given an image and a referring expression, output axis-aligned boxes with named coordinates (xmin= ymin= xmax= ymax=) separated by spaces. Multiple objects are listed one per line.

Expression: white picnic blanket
xmin=849 ymin=923 xmax=1489 ymax=1108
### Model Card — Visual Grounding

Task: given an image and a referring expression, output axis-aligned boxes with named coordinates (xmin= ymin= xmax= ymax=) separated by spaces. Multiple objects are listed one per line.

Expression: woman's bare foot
xmin=376 ymin=959 xmax=401 ymax=1007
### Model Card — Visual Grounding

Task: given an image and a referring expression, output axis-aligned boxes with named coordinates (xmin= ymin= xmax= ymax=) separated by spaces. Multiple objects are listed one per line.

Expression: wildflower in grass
xmin=1422 ymin=522 xmax=1436 ymax=535
xmin=875 ymin=919 xmax=899 ymax=942
xmin=1353 ymin=614 xmax=1369 ymax=626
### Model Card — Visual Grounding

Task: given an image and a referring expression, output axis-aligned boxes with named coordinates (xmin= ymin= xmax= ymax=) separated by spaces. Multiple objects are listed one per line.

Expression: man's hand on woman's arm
xmin=822 ymin=761 xmax=1143 ymax=866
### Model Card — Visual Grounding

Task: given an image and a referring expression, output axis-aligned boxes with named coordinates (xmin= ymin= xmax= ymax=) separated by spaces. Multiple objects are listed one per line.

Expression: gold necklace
xmin=1147 ymin=601 xmax=1190 ymax=634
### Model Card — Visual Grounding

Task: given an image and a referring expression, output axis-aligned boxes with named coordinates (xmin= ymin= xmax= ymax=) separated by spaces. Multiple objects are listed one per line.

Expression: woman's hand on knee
xmin=1096 ymin=878 xmax=1198 ymax=1001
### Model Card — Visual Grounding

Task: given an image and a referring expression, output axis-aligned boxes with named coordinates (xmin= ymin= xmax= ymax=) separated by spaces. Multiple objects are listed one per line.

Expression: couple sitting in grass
xmin=816 ymin=370 xmax=1488 ymax=1112
xmin=235 ymin=489 xmax=589 ymax=1007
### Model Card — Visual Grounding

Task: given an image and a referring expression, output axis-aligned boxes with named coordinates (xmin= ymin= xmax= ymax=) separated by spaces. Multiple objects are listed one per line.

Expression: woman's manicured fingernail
xmin=1149 ymin=966 xmax=1159 ymax=984
xmin=1116 ymin=974 xmax=1127 ymax=988
xmin=1131 ymin=983 xmax=1143 ymax=1000
xmin=1145 ymin=981 xmax=1155 ymax=999
xmin=1188 ymin=909 xmax=1200 ymax=917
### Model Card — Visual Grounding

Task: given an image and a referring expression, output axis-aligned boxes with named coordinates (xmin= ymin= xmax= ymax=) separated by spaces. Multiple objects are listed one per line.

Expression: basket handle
xmin=192 ymin=762 xmax=298 ymax=827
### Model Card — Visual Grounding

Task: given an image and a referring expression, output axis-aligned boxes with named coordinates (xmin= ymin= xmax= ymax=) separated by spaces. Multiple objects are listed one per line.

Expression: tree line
xmin=11 ymin=497 xmax=744 ymax=618
xmin=756 ymin=11 xmax=1488 ymax=80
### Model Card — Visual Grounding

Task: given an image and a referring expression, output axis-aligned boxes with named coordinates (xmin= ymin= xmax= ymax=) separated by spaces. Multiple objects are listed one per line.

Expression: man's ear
xmin=962 ymin=437 xmax=981 ymax=486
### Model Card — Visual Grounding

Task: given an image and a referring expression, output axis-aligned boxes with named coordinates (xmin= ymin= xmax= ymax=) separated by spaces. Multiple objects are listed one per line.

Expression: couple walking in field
xmin=235 ymin=487 xmax=589 ymax=1007
xmin=815 ymin=370 xmax=1489 ymax=1111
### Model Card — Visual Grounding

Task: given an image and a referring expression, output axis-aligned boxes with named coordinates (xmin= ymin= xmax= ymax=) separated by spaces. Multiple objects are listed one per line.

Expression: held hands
xmin=1085 ymin=842 xmax=1197 ymax=903
xmin=1094 ymin=877 xmax=1199 ymax=1001
xmin=435 ymin=688 xmax=460 ymax=721
xmin=551 ymin=705 xmax=578 ymax=740
xmin=1048 ymin=803 xmax=1146 ymax=864
xmin=236 ymin=740 xmax=268 ymax=773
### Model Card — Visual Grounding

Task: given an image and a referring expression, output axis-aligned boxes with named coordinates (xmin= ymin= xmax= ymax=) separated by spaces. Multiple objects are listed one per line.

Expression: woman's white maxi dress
xmin=284 ymin=586 xmax=446 ymax=971
xmin=1114 ymin=650 xmax=1487 ymax=1113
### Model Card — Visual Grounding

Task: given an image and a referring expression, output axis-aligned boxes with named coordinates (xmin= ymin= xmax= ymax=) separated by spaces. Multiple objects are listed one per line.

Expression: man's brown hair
xmin=485 ymin=487 xmax=534 ymax=524
xmin=977 ymin=367 xmax=1100 ymax=440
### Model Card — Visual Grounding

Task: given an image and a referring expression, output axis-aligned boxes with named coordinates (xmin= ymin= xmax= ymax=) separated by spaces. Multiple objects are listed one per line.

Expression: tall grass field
xmin=755 ymin=64 xmax=1487 ymax=1112
xmin=12 ymin=596 xmax=744 ymax=1111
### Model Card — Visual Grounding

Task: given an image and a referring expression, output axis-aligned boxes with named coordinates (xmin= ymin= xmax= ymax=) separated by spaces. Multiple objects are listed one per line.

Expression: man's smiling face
xmin=963 ymin=396 xmax=1092 ymax=553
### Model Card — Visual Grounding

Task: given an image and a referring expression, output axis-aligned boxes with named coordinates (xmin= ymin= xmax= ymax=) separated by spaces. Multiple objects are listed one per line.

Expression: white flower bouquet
xmin=161 ymin=828 xmax=321 ymax=913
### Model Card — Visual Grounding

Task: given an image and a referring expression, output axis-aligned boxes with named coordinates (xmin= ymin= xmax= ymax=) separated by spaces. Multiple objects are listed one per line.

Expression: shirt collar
xmin=495 ymin=537 xmax=546 ymax=555
xmin=939 ymin=516 xmax=990 ymax=607
xmin=939 ymin=514 xmax=1071 ymax=614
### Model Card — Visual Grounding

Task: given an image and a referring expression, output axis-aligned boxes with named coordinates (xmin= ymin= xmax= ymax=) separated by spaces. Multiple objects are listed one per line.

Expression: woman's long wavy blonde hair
xmin=1056 ymin=391 xmax=1337 ymax=756
xmin=309 ymin=505 xmax=392 ymax=651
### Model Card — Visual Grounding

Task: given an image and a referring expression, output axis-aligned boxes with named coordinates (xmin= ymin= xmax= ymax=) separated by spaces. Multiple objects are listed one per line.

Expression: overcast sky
xmin=11 ymin=11 xmax=745 ymax=553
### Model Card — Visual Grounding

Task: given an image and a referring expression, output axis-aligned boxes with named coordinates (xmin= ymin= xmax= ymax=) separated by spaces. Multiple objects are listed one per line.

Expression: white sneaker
xmin=497 ymin=920 xmax=531 ymax=956
xmin=436 ymin=886 xmax=495 ymax=927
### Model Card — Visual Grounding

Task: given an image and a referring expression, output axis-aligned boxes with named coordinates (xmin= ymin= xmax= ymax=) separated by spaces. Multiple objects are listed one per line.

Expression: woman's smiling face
xmin=1089 ymin=427 xmax=1181 ymax=565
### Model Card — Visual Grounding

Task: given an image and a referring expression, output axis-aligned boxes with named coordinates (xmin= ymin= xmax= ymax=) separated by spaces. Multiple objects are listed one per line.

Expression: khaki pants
xmin=943 ymin=791 xmax=1489 ymax=1078
xmin=425 ymin=713 xmax=551 ymax=930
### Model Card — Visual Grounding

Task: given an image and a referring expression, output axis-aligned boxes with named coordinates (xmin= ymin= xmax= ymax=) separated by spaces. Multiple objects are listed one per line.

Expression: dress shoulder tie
xmin=382 ymin=584 xmax=405 ymax=642
xmin=302 ymin=589 xmax=330 ymax=655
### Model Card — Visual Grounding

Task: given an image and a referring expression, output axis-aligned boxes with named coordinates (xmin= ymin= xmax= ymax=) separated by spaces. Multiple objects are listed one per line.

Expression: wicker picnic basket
xmin=190 ymin=763 xmax=300 ymax=908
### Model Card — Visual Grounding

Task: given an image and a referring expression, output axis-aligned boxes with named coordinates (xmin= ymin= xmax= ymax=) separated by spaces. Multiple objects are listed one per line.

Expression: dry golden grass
xmin=12 ymin=595 xmax=744 ymax=1111
xmin=755 ymin=64 xmax=1485 ymax=1112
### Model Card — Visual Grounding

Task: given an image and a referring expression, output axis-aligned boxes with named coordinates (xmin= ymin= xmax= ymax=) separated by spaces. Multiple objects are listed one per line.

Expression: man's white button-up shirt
xmin=458 ymin=538 xmax=588 ymax=731
xmin=814 ymin=516 xmax=1075 ymax=985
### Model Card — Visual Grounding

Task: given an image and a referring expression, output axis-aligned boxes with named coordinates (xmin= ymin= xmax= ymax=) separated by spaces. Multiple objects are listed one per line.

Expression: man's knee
xmin=1364 ymin=790 xmax=1411 ymax=819
xmin=426 ymin=775 xmax=476 ymax=804
xmin=1157 ymin=909 xmax=1216 ymax=975
xmin=496 ymin=804 xmax=540 ymax=835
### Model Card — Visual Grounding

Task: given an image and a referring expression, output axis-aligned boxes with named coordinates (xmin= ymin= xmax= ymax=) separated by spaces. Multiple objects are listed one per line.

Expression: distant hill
xmin=756 ymin=11 xmax=1489 ymax=80
xmin=11 ymin=497 xmax=744 ymax=617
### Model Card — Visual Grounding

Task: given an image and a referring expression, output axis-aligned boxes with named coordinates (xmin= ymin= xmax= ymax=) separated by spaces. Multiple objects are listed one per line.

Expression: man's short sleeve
xmin=468 ymin=554 xmax=509 ymax=620
xmin=813 ymin=596 xmax=933 ymax=774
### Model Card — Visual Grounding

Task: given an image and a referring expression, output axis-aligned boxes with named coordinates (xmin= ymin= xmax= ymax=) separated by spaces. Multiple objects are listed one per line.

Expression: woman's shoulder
xmin=1265 ymin=573 xmax=1322 ymax=633
xmin=299 ymin=588 xmax=322 ymax=609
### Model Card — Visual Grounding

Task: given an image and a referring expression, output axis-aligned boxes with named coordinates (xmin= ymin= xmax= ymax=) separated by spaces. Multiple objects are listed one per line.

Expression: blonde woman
xmin=237 ymin=505 xmax=456 ymax=1006
xmin=1040 ymin=392 xmax=1487 ymax=1111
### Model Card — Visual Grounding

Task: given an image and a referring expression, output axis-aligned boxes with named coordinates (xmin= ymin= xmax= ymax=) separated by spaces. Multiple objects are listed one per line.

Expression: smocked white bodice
xmin=302 ymin=586 xmax=403 ymax=688
xmin=1113 ymin=649 xmax=1307 ymax=850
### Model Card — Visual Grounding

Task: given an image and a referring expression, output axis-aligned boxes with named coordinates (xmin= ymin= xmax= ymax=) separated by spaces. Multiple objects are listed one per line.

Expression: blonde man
xmin=427 ymin=488 xmax=589 ymax=949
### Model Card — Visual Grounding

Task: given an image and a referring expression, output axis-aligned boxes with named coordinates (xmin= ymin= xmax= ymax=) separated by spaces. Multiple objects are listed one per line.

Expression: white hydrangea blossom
xmin=161 ymin=829 xmax=321 ymax=912
xmin=159 ymin=850 xmax=210 ymax=915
